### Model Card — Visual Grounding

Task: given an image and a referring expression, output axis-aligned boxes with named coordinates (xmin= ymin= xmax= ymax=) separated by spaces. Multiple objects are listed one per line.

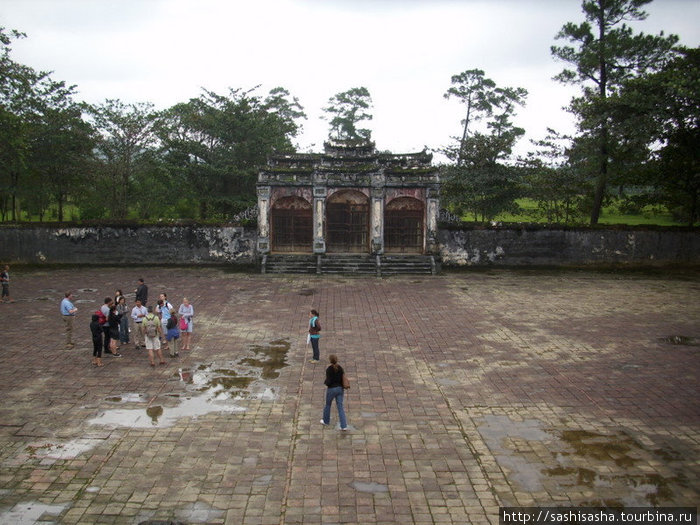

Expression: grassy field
xmin=491 ymin=199 xmax=681 ymax=227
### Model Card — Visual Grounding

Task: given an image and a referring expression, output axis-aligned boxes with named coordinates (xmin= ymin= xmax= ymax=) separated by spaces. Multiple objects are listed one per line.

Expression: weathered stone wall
xmin=438 ymin=226 xmax=700 ymax=267
xmin=1 ymin=224 xmax=698 ymax=267
xmin=0 ymin=225 xmax=257 ymax=265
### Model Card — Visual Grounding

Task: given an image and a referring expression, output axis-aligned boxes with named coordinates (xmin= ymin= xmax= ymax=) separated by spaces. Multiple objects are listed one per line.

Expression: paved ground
xmin=0 ymin=267 xmax=697 ymax=525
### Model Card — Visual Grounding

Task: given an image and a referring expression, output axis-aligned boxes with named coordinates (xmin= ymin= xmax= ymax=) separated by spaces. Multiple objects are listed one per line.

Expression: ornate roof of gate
xmin=258 ymin=140 xmax=439 ymax=185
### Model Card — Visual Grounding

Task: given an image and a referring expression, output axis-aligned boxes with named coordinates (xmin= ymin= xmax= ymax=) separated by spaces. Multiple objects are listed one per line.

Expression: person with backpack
xmin=308 ymin=309 xmax=322 ymax=363
xmin=143 ymin=306 xmax=165 ymax=367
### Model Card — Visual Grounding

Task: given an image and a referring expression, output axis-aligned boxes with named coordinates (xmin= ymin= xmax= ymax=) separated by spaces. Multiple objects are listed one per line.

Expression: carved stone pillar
xmin=313 ymin=186 xmax=326 ymax=254
xmin=257 ymin=185 xmax=271 ymax=254
xmin=370 ymin=187 xmax=385 ymax=254
xmin=426 ymin=186 xmax=440 ymax=254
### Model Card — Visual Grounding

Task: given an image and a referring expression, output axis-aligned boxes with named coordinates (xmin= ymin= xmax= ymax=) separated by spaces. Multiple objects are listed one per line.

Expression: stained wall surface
xmin=0 ymin=224 xmax=698 ymax=266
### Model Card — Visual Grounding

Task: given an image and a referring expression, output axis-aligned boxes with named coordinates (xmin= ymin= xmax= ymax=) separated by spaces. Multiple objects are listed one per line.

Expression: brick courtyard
xmin=0 ymin=267 xmax=698 ymax=524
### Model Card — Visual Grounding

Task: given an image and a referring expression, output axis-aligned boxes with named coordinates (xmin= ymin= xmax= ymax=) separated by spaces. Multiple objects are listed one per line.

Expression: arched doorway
xmin=271 ymin=196 xmax=312 ymax=252
xmin=326 ymin=190 xmax=369 ymax=253
xmin=385 ymin=197 xmax=424 ymax=253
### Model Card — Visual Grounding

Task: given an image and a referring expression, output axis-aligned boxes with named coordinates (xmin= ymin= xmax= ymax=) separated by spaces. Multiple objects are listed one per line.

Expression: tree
xmin=520 ymin=129 xmax=588 ymax=224
xmin=86 ymin=99 xmax=160 ymax=219
xmin=323 ymin=87 xmax=373 ymax=141
xmin=610 ymin=47 xmax=700 ymax=225
xmin=442 ymin=71 xmax=528 ymax=221
xmin=1 ymin=27 xmax=95 ymax=221
xmin=28 ymin=102 xmax=94 ymax=221
xmin=443 ymin=69 xmax=498 ymax=166
xmin=551 ymin=0 xmax=679 ymax=224
xmin=158 ymin=86 xmax=305 ymax=219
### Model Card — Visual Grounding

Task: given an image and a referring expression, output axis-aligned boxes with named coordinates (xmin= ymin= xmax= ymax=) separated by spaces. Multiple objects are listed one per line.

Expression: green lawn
xmin=490 ymin=199 xmax=682 ymax=227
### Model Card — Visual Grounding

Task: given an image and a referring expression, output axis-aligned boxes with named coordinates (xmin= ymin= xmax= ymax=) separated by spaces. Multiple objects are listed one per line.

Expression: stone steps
xmin=262 ymin=254 xmax=317 ymax=274
xmin=262 ymin=254 xmax=437 ymax=276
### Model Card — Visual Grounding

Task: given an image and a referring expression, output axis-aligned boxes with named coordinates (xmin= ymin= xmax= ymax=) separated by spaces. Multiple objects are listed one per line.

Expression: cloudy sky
xmin=2 ymin=0 xmax=699 ymax=158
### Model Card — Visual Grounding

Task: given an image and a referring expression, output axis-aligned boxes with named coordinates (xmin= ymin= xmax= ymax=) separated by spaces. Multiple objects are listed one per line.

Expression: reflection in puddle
xmin=89 ymin=339 xmax=289 ymax=429
xmin=476 ymin=415 xmax=689 ymax=506
xmin=184 ymin=338 xmax=290 ymax=397
xmin=89 ymin=396 xmax=245 ymax=428
xmin=106 ymin=393 xmax=144 ymax=403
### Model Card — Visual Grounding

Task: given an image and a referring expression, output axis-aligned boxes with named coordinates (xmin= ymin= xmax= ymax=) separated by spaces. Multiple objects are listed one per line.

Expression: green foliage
xmin=551 ymin=0 xmax=680 ymax=224
xmin=609 ymin=47 xmax=700 ymax=225
xmin=322 ymin=87 xmax=373 ymax=141
xmin=520 ymin=130 xmax=588 ymax=224
xmin=158 ymin=86 xmax=305 ymax=219
xmin=441 ymin=69 xmax=528 ymax=221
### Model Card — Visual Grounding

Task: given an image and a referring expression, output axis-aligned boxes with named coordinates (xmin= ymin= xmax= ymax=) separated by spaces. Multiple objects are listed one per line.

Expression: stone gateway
xmin=256 ymin=140 xmax=441 ymax=256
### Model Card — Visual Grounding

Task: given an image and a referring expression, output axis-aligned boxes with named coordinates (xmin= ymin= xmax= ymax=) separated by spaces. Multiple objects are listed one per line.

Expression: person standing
xmin=135 ymin=278 xmax=148 ymax=307
xmin=90 ymin=314 xmax=104 ymax=367
xmin=116 ymin=295 xmax=130 ymax=345
xmin=320 ymin=354 xmax=348 ymax=431
xmin=156 ymin=293 xmax=173 ymax=351
xmin=0 ymin=265 xmax=11 ymax=303
xmin=107 ymin=304 xmax=121 ymax=355
xmin=308 ymin=309 xmax=321 ymax=363
xmin=60 ymin=291 xmax=78 ymax=348
xmin=101 ymin=297 xmax=121 ymax=357
xmin=178 ymin=297 xmax=194 ymax=351
xmin=143 ymin=306 xmax=165 ymax=367
xmin=165 ymin=308 xmax=180 ymax=358
xmin=131 ymin=299 xmax=147 ymax=348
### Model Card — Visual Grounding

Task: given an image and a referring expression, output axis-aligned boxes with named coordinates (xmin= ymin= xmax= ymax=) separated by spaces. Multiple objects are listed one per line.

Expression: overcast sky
xmin=2 ymin=0 xmax=699 ymax=159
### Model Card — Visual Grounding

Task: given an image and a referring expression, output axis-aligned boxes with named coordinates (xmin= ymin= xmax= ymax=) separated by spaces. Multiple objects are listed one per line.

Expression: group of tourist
xmin=59 ymin=278 xmax=194 ymax=368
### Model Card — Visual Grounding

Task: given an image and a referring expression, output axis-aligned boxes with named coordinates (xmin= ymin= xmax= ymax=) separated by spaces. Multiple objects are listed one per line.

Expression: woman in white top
xmin=178 ymin=297 xmax=194 ymax=351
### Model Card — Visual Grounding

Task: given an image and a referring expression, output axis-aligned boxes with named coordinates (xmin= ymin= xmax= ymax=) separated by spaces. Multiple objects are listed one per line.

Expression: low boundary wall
xmin=438 ymin=225 xmax=699 ymax=267
xmin=0 ymin=225 xmax=258 ymax=265
xmin=0 ymin=224 xmax=698 ymax=267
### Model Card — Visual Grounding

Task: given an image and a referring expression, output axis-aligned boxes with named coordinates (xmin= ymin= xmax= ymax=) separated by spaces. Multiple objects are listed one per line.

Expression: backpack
xmin=144 ymin=314 xmax=158 ymax=338
xmin=95 ymin=310 xmax=107 ymax=326
xmin=179 ymin=317 xmax=188 ymax=331
xmin=166 ymin=316 xmax=177 ymax=330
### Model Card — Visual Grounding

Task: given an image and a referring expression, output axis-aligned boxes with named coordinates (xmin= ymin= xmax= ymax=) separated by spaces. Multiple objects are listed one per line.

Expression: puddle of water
xmin=350 ymin=481 xmax=389 ymax=494
xmin=25 ymin=439 xmax=101 ymax=461
xmin=90 ymin=340 xmax=289 ymax=430
xmin=560 ymin=430 xmax=638 ymax=467
xmin=242 ymin=339 xmax=290 ymax=379
xmin=88 ymin=396 xmax=245 ymax=428
xmin=0 ymin=502 xmax=67 ymax=525
xmin=545 ymin=429 xmax=688 ymax=505
xmin=659 ymin=335 xmax=699 ymax=347
xmin=105 ymin=393 xmax=145 ymax=403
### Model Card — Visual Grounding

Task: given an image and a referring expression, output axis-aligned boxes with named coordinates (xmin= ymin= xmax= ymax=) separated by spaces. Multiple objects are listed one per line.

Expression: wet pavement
xmin=0 ymin=266 xmax=698 ymax=524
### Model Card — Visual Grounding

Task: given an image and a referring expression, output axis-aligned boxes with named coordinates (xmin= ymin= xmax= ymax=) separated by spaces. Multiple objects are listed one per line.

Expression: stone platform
xmin=0 ymin=267 xmax=697 ymax=524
